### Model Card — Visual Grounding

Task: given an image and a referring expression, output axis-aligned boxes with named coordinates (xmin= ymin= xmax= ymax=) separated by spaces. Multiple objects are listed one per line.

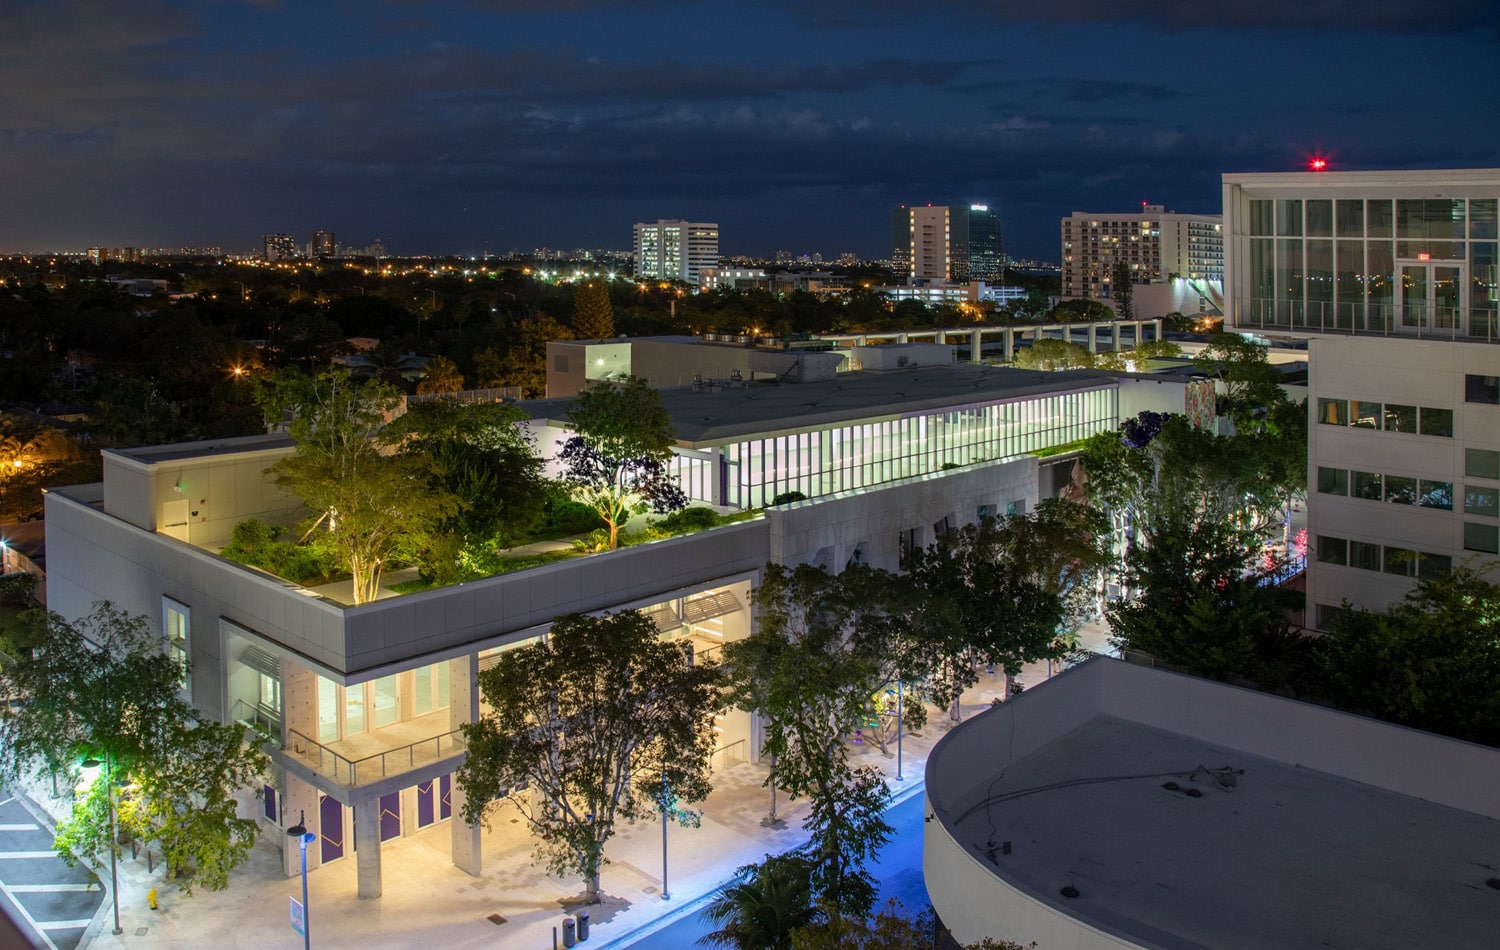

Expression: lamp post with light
xmin=287 ymin=811 xmax=316 ymax=950
xmin=80 ymin=752 xmax=123 ymax=936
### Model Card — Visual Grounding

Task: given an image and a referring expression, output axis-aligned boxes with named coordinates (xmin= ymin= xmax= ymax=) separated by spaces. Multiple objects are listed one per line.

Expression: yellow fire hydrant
xmin=147 ymin=887 xmax=158 ymax=910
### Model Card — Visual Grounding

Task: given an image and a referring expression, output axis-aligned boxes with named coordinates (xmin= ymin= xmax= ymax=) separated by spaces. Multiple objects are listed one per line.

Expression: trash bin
xmin=562 ymin=916 xmax=577 ymax=948
xmin=576 ymin=911 xmax=590 ymax=941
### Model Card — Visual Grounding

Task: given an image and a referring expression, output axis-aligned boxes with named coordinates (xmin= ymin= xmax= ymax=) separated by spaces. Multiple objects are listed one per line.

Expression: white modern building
xmin=42 ymin=354 xmax=1200 ymax=902
xmin=892 ymin=204 xmax=1004 ymax=283
xmin=1061 ymin=206 xmax=1223 ymax=300
xmin=1222 ymin=169 xmax=1500 ymax=623
xmin=633 ymin=219 xmax=719 ymax=284
xmin=924 ymin=657 xmax=1500 ymax=949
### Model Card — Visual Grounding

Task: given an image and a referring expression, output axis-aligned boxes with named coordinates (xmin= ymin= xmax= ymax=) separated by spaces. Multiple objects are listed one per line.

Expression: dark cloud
xmin=790 ymin=0 xmax=1495 ymax=34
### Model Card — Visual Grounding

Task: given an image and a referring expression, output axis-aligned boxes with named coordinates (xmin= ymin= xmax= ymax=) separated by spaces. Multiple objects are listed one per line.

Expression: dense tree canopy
xmin=457 ymin=610 xmax=720 ymax=902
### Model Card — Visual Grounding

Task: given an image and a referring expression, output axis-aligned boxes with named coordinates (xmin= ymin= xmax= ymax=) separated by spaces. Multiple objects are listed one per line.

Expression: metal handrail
xmin=284 ymin=727 xmax=467 ymax=786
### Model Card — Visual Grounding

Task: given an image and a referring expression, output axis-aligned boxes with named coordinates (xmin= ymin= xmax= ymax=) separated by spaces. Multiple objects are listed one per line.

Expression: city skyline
xmin=3 ymin=1 xmax=1497 ymax=261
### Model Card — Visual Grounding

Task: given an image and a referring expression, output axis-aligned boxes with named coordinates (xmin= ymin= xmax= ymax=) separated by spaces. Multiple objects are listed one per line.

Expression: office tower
xmin=311 ymin=231 xmax=336 ymax=258
xmin=892 ymin=204 xmax=1004 ymax=283
xmin=1061 ymin=207 xmax=1222 ymax=299
xmin=633 ymin=220 xmax=719 ymax=283
xmin=1222 ymin=168 xmax=1500 ymax=625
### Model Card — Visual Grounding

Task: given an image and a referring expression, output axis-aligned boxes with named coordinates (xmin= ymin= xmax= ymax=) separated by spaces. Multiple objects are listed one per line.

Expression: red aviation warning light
xmin=1309 ymin=156 xmax=1329 ymax=172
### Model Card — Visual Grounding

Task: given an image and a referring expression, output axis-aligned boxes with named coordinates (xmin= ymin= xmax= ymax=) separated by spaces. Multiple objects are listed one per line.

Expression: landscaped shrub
xmin=219 ymin=520 xmax=339 ymax=585
xmin=655 ymin=506 xmax=722 ymax=534
xmin=0 ymin=573 xmax=37 ymax=608
xmin=770 ymin=491 xmax=808 ymax=506
xmin=543 ymin=500 xmax=607 ymax=537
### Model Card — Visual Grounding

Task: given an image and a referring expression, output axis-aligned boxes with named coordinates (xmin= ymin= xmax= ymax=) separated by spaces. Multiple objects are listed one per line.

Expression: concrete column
xmin=1114 ymin=322 xmax=1126 ymax=352
xmin=935 ymin=329 xmax=947 ymax=345
xmin=1003 ymin=328 xmax=1015 ymax=362
xmin=1153 ymin=317 xmax=1163 ymax=341
xmin=1087 ymin=324 xmax=1098 ymax=353
xmin=448 ymin=653 xmax=482 ymax=877
xmin=896 ymin=332 xmax=909 ymax=344
xmin=969 ymin=329 xmax=983 ymax=363
xmin=281 ymin=773 xmax=322 ymax=878
xmin=354 ymin=798 xmax=382 ymax=899
xmin=281 ymin=659 xmax=317 ymax=753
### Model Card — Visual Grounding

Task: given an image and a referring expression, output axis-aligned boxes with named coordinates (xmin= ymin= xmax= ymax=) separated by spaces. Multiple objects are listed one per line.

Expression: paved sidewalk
xmin=23 ymin=624 xmax=1115 ymax=949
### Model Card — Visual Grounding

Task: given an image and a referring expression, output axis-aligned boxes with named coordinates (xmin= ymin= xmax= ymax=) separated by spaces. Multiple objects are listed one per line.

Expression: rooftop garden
xmin=226 ymin=367 xmax=742 ymax=603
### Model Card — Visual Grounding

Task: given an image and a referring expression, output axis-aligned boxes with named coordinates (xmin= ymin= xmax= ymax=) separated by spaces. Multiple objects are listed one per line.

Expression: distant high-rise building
xmin=1060 ymin=206 xmax=1222 ymax=299
xmin=633 ymin=220 xmax=719 ymax=283
xmin=264 ymin=233 xmax=299 ymax=261
xmin=311 ymin=230 xmax=336 ymax=258
xmin=892 ymin=204 xmax=1004 ymax=283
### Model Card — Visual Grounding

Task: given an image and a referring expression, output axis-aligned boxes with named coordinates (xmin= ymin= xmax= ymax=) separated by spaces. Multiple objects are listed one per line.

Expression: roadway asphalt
xmin=617 ymin=790 xmax=929 ymax=949
xmin=0 ymin=791 xmax=103 ymax=950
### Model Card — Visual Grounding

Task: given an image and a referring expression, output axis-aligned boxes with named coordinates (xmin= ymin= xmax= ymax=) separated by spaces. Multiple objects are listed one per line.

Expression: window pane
xmin=1350 ymin=541 xmax=1381 ymax=571
xmin=413 ymin=667 xmax=433 ymax=716
xmin=1383 ymin=547 xmax=1419 ymax=576
xmin=1336 ymin=200 xmax=1364 ymax=237
xmin=1466 ymin=448 xmax=1500 ymax=479
xmin=1383 ymin=475 xmax=1416 ymax=504
xmin=1317 ymin=398 xmax=1349 ymax=426
xmin=1250 ymin=200 xmax=1274 ymax=236
xmin=1465 ymin=374 xmax=1500 ymax=405
xmin=1316 ymin=535 xmax=1347 ymax=565
xmin=318 ymin=677 xmax=339 ymax=743
xmin=1472 ymin=199 xmax=1498 ymax=240
xmin=1419 ymin=407 xmax=1453 ymax=437
xmin=1383 ymin=403 xmax=1417 ymax=433
xmin=436 ymin=660 xmax=450 ymax=709
xmin=1317 ymin=467 xmax=1348 ymax=495
xmin=1349 ymin=400 xmax=1382 ymax=429
xmin=1367 ymin=200 xmax=1393 ymax=237
xmin=1418 ymin=480 xmax=1453 ymax=509
xmin=374 ymin=675 xmax=398 ymax=727
xmin=1420 ymin=552 xmax=1452 ymax=579
xmin=1277 ymin=199 xmax=1303 ymax=236
xmin=1306 ymin=200 xmax=1333 ymax=237
xmin=1464 ymin=521 xmax=1500 ymax=554
xmin=1351 ymin=470 xmax=1382 ymax=500
xmin=1465 ymin=485 xmax=1500 ymax=516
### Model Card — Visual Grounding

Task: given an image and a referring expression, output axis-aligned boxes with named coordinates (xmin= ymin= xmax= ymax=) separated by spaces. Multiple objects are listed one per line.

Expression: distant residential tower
xmin=634 ymin=220 xmax=720 ymax=284
xmin=1060 ymin=206 xmax=1222 ymax=299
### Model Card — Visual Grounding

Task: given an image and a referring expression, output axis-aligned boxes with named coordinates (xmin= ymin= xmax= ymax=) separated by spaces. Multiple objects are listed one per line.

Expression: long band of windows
xmin=671 ymin=387 xmax=1117 ymax=509
xmin=1316 ymin=398 xmax=1452 ymax=436
xmin=1315 ymin=535 xmax=1452 ymax=578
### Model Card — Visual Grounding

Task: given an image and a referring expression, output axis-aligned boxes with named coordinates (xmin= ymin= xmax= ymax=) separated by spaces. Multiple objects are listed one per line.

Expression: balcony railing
xmin=1239 ymin=298 xmax=1500 ymax=342
xmin=284 ymin=727 xmax=467 ymax=787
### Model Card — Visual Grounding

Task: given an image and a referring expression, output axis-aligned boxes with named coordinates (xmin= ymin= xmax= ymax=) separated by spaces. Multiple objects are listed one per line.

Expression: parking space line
xmin=38 ymin=918 xmax=93 ymax=930
xmin=0 ymin=885 xmax=60 ymax=950
xmin=0 ymin=851 xmax=59 ymax=859
xmin=0 ymin=824 xmax=38 ymax=831
xmin=6 ymin=884 xmax=95 ymax=892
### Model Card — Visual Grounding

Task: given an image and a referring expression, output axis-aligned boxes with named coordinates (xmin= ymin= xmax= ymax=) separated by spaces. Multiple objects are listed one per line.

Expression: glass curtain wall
xmin=716 ymin=387 xmax=1116 ymax=508
xmin=1245 ymin=194 xmax=1499 ymax=336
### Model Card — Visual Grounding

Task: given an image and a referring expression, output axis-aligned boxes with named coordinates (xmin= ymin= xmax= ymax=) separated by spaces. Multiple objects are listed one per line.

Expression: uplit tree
xmin=0 ymin=603 xmax=266 ymax=894
xmin=257 ymin=366 xmax=457 ymax=603
xmin=457 ymin=610 xmax=720 ymax=903
xmin=1112 ymin=258 xmax=1135 ymax=322
xmin=415 ymin=355 xmax=464 ymax=394
xmin=1011 ymin=338 xmax=1094 ymax=371
xmin=572 ymin=280 xmax=615 ymax=340
xmin=558 ymin=375 xmax=686 ymax=549
xmin=720 ymin=563 xmax=901 ymax=920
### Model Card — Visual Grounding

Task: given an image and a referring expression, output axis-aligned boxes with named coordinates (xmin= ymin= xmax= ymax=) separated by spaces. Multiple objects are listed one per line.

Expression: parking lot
xmin=0 ymin=792 xmax=102 ymax=950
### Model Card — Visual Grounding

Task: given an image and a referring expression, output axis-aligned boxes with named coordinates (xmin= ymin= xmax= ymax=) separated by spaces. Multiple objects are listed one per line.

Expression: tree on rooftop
xmin=1191 ymin=332 xmax=1284 ymax=431
xmin=256 ymin=366 xmax=457 ymax=603
xmin=0 ymin=603 xmax=266 ymax=894
xmin=380 ymin=399 xmax=549 ymax=582
xmin=558 ymin=375 xmax=687 ymax=549
xmin=719 ymin=563 xmax=902 ymax=921
xmin=456 ymin=610 xmax=720 ymax=903
xmin=572 ymin=280 xmax=615 ymax=340
xmin=1010 ymin=338 xmax=1094 ymax=371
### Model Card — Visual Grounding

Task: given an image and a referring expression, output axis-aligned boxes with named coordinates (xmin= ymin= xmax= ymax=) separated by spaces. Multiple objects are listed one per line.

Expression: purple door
xmin=379 ymin=791 xmax=401 ymax=841
xmin=319 ymin=794 xmax=344 ymax=863
xmin=416 ymin=780 xmax=435 ymax=827
xmin=440 ymin=773 xmax=453 ymax=821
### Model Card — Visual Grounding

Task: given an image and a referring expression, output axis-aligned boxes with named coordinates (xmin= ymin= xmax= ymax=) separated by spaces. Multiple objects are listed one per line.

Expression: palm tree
xmin=416 ymin=355 xmax=464 ymax=395
xmin=699 ymin=853 xmax=819 ymax=950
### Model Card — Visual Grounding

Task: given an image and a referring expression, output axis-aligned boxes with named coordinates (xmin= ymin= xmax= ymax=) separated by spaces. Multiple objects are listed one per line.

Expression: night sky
xmin=4 ymin=1 xmax=1498 ymax=261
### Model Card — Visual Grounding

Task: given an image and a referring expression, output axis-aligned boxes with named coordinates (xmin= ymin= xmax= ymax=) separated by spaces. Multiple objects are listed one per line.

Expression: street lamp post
xmin=659 ymin=774 xmax=671 ymax=901
xmin=81 ymin=754 xmax=122 ymax=936
xmin=287 ymin=811 xmax=316 ymax=950
xmin=896 ymin=680 xmax=904 ymax=782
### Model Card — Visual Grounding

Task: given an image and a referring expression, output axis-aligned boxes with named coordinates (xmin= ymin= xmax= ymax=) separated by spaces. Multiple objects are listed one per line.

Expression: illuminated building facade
xmin=633 ymin=219 xmax=720 ymax=283
xmin=263 ymin=233 xmax=300 ymax=261
xmin=892 ymin=204 xmax=1004 ymax=283
xmin=1061 ymin=207 xmax=1222 ymax=299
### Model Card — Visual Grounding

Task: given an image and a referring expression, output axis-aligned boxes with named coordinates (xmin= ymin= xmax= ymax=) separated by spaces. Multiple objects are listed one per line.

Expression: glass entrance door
xmin=1398 ymin=261 xmax=1465 ymax=333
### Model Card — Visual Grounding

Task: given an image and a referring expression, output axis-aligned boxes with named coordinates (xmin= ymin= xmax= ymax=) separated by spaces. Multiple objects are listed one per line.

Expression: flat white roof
xmin=1223 ymin=168 xmax=1500 ymax=196
xmin=927 ymin=660 xmax=1500 ymax=950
